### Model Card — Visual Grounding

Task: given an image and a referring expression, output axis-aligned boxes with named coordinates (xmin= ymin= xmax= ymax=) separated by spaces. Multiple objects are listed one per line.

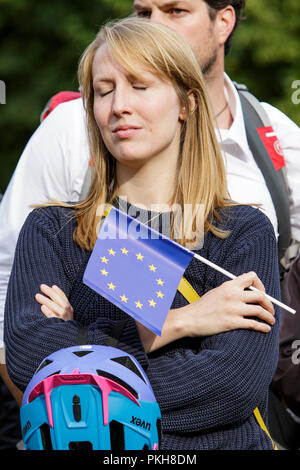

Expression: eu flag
xmin=83 ymin=206 xmax=194 ymax=336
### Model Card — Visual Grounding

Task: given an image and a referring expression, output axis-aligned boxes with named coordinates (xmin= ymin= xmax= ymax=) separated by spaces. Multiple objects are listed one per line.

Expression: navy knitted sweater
xmin=4 ymin=203 xmax=281 ymax=450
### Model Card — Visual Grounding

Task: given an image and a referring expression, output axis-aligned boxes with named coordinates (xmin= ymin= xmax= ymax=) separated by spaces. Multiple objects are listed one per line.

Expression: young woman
xmin=4 ymin=18 xmax=280 ymax=450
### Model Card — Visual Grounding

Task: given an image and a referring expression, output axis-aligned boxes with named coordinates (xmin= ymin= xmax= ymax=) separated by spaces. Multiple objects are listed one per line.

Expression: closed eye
xmin=95 ymin=89 xmax=113 ymax=97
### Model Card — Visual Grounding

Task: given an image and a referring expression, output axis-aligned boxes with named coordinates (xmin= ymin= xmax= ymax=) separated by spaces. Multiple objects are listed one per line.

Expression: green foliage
xmin=0 ymin=0 xmax=299 ymax=194
xmin=226 ymin=0 xmax=300 ymax=123
xmin=0 ymin=0 xmax=132 ymax=194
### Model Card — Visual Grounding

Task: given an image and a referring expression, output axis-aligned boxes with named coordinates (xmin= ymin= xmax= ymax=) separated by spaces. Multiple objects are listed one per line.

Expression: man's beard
xmin=201 ymin=48 xmax=218 ymax=78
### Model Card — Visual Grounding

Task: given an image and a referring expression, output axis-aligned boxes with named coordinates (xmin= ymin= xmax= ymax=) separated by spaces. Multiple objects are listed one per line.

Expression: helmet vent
xmin=69 ymin=441 xmax=93 ymax=450
xmin=40 ymin=423 xmax=53 ymax=450
xmin=47 ymin=370 xmax=61 ymax=378
xmin=35 ymin=359 xmax=53 ymax=374
xmin=111 ymin=356 xmax=147 ymax=383
xmin=72 ymin=395 xmax=82 ymax=422
xmin=72 ymin=351 xmax=93 ymax=357
xmin=96 ymin=369 xmax=138 ymax=399
xmin=109 ymin=420 xmax=125 ymax=451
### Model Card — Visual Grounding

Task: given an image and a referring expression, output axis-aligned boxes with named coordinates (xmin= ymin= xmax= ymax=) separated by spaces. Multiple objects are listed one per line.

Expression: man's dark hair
xmin=205 ymin=1 xmax=246 ymax=55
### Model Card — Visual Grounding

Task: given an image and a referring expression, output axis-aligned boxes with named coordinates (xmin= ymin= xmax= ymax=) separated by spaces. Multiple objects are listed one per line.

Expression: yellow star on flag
xmin=149 ymin=264 xmax=157 ymax=272
xmin=120 ymin=294 xmax=128 ymax=303
xmin=101 ymin=256 xmax=109 ymax=264
xmin=108 ymin=248 xmax=116 ymax=256
xmin=135 ymin=300 xmax=143 ymax=309
xmin=108 ymin=282 xmax=116 ymax=291
xmin=100 ymin=268 xmax=108 ymax=276
xmin=148 ymin=299 xmax=156 ymax=308
xmin=121 ymin=248 xmax=129 ymax=255
xmin=156 ymin=290 xmax=164 ymax=299
xmin=156 ymin=278 xmax=164 ymax=286
xmin=136 ymin=252 xmax=144 ymax=261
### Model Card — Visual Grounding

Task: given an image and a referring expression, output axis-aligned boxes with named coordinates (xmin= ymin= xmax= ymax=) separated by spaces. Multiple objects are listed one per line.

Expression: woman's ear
xmin=179 ymin=91 xmax=197 ymax=121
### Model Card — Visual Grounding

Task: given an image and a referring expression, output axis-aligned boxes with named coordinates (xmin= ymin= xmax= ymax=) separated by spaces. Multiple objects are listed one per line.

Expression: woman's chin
xmin=115 ymin=154 xmax=148 ymax=169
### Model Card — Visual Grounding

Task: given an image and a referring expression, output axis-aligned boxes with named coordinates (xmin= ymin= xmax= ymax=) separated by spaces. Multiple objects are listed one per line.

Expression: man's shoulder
xmin=227 ymin=74 xmax=298 ymax=130
xmin=260 ymin=101 xmax=300 ymax=132
xmin=40 ymin=95 xmax=85 ymax=130
xmin=232 ymin=79 xmax=299 ymax=133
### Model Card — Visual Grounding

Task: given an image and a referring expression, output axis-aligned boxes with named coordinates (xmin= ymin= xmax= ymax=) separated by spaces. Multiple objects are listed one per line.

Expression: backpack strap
xmin=177 ymin=276 xmax=278 ymax=450
xmin=234 ymin=83 xmax=291 ymax=268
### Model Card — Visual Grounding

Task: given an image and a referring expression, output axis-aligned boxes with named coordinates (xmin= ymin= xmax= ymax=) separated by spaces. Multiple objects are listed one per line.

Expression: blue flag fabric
xmin=83 ymin=206 xmax=194 ymax=336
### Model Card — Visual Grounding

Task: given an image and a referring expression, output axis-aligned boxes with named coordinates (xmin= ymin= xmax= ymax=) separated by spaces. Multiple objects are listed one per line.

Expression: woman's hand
xmin=184 ymin=271 xmax=275 ymax=337
xmin=136 ymin=271 xmax=276 ymax=353
xmin=35 ymin=284 xmax=74 ymax=321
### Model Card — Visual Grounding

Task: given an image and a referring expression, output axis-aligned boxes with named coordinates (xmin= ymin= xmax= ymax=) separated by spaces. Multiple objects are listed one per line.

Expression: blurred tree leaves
xmin=226 ymin=0 xmax=300 ymax=123
xmin=0 ymin=0 xmax=132 ymax=193
xmin=0 ymin=0 xmax=299 ymax=194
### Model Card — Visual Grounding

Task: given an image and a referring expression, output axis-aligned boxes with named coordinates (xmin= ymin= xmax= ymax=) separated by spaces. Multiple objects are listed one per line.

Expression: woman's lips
xmin=113 ymin=126 xmax=142 ymax=138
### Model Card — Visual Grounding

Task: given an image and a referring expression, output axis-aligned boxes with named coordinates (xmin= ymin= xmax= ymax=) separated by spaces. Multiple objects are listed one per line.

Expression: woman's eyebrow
xmin=93 ymin=77 xmax=113 ymax=85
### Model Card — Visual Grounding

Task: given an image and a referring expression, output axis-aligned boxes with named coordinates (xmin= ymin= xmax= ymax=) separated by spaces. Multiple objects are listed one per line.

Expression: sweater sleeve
xmin=147 ymin=211 xmax=281 ymax=433
xmin=4 ymin=208 xmax=148 ymax=391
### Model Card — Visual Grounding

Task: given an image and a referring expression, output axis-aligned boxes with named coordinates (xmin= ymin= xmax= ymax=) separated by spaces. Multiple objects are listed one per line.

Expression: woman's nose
xmin=111 ymin=87 xmax=132 ymax=116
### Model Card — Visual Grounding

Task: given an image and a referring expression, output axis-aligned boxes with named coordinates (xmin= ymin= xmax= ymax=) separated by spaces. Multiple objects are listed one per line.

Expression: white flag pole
xmin=193 ymin=253 xmax=296 ymax=315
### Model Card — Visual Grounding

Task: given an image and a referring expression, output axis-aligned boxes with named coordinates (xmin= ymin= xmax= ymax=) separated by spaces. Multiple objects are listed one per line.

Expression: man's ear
xmin=215 ymin=6 xmax=236 ymax=46
xmin=179 ymin=91 xmax=197 ymax=121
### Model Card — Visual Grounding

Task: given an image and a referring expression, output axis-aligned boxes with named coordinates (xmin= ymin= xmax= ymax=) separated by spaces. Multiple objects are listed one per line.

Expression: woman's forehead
xmin=93 ymin=43 xmax=161 ymax=83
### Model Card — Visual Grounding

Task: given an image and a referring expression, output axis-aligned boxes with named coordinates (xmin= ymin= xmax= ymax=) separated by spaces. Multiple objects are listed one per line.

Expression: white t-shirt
xmin=0 ymin=74 xmax=299 ymax=354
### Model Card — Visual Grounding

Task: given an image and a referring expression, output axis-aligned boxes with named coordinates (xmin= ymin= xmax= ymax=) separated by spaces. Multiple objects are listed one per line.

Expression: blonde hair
xmin=56 ymin=17 xmax=236 ymax=250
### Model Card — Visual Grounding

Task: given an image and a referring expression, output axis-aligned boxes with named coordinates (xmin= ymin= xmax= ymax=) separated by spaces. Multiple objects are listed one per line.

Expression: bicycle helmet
xmin=20 ymin=345 xmax=161 ymax=450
